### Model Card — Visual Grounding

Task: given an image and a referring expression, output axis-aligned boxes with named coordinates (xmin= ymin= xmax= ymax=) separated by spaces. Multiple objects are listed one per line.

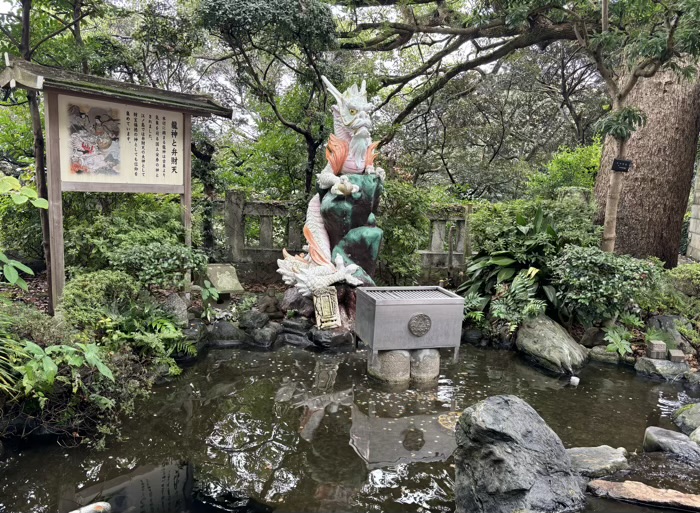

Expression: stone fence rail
xmin=219 ymin=190 xmax=473 ymax=282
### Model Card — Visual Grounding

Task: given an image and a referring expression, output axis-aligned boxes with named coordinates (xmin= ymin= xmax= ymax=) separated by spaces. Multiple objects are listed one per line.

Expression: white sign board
xmin=57 ymin=94 xmax=185 ymax=190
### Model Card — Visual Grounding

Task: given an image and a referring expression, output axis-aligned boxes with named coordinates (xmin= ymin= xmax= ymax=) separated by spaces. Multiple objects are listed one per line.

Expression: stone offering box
xmin=355 ymin=286 xmax=463 ymax=363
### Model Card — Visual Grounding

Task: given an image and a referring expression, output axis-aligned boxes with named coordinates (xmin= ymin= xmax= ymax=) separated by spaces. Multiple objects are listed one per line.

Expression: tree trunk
xmin=594 ymin=70 xmax=700 ymax=267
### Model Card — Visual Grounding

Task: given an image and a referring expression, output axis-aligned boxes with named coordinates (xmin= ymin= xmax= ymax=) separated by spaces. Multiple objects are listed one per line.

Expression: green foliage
xmin=668 ymin=263 xmax=700 ymax=296
xmin=645 ymin=327 xmax=676 ymax=348
xmin=200 ymin=280 xmax=220 ymax=322
xmin=604 ymin=326 xmax=633 ymax=356
xmin=619 ymin=313 xmax=644 ymax=330
xmin=526 ymin=140 xmax=602 ymax=199
xmin=377 ymin=180 xmax=431 ymax=285
xmin=59 ymin=271 xmax=140 ymax=330
xmin=470 ymin=198 xmax=601 ymax=255
xmin=681 ymin=211 xmax=691 ymax=255
xmin=0 ymin=310 xmax=27 ymax=396
xmin=596 ymin=107 xmax=647 ymax=142
xmin=635 ymin=266 xmax=697 ymax=317
xmin=463 ymin=291 xmax=488 ymax=327
xmin=490 ymin=269 xmax=547 ymax=333
xmin=550 ymin=245 xmax=659 ymax=324
xmin=110 ymin=242 xmax=208 ymax=290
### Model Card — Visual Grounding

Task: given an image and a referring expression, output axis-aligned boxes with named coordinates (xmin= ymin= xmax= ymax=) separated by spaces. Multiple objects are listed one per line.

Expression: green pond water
xmin=1 ymin=345 xmax=699 ymax=513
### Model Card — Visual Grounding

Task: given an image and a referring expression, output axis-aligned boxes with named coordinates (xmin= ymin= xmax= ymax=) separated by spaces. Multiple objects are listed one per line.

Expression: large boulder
xmin=643 ymin=426 xmax=700 ymax=467
xmin=635 ymin=357 xmax=689 ymax=381
xmin=673 ymin=403 xmax=700 ymax=435
xmin=238 ymin=310 xmax=270 ymax=331
xmin=566 ymin=446 xmax=629 ymax=478
xmin=516 ymin=315 xmax=588 ymax=374
xmin=455 ymin=395 xmax=585 ymax=513
xmin=249 ymin=322 xmax=282 ymax=349
xmin=207 ymin=321 xmax=250 ymax=348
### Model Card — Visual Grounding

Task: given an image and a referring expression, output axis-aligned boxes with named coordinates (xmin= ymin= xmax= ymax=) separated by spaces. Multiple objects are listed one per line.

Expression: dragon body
xmin=277 ymin=77 xmax=385 ymax=296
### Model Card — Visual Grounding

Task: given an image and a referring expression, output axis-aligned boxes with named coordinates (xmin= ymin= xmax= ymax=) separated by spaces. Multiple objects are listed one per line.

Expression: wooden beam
xmin=182 ymin=113 xmax=192 ymax=292
xmin=45 ymin=91 xmax=65 ymax=308
xmin=61 ymin=182 xmax=184 ymax=194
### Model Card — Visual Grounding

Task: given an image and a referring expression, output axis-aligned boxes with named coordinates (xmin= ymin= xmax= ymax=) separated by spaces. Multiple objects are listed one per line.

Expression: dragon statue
xmin=277 ymin=77 xmax=385 ymax=297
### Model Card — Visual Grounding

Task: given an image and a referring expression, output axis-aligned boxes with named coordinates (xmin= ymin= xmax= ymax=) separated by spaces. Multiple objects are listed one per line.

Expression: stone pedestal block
xmin=669 ymin=349 xmax=686 ymax=363
xmin=410 ymin=349 xmax=440 ymax=382
xmin=647 ymin=340 xmax=668 ymax=360
xmin=368 ymin=350 xmax=410 ymax=384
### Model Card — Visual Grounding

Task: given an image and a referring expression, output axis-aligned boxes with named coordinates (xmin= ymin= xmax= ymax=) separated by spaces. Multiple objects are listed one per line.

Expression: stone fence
xmin=688 ymin=174 xmax=700 ymax=260
xmin=221 ymin=190 xmax=472 ymax=283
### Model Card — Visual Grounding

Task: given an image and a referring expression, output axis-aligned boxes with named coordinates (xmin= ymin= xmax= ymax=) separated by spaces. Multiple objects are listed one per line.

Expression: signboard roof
xmin=0 ymin=57 xmax=232 ymax=118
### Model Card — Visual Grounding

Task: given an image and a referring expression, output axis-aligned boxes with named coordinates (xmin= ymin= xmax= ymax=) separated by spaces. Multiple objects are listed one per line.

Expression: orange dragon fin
xmin=326 ymin=134 xmax=349 ymax=176
xmin=365 ymin=142 xmax=379 ymax=168
xmin=303 ymin=225 xmax=332 ymax=266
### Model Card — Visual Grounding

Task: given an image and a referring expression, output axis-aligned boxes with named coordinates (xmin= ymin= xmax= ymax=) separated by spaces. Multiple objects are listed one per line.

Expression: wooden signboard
xmin=1 ymin=58 xmax=231 ymax=311
xmin=45 ymin=91 xmax=193 ymax=307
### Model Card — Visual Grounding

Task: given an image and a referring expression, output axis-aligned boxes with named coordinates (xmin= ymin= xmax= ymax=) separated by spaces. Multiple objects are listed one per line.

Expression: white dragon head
xmin=322 ymin=76 xmax=372 ymax=140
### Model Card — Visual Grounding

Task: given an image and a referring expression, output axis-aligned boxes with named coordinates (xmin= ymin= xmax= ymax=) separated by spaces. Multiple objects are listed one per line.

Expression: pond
xmin=1 ymin=345 xmax=699 ymax=513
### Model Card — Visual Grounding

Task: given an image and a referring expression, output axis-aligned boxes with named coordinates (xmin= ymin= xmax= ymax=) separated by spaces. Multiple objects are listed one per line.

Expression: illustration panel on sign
xmin=67 ymin=103 xmax=120 ymax=176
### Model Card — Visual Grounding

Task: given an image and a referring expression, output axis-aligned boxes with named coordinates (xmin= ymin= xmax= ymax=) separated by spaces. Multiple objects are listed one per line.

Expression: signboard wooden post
xmin=1 ymin=58 xmax=231 ymax=310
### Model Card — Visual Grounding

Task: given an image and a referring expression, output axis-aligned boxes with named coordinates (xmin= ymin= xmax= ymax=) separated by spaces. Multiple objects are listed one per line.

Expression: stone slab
xmin=669 ymin=349 xmax=686 ymax=363
xmin=566 ymin=445 xmax=629 ymax=478
xmin=635 ymin=357 xmax=689 ymax=381
xmin=643 ymin=426 xmax=700 ymax=466
xmin=588 ymin=480 xmax=700 ymax=511
xmin=206 ymin=264 xmax=244 ymax=294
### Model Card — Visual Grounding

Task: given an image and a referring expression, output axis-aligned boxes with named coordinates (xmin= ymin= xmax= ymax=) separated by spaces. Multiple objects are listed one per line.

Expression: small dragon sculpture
xmin=277 ymin=77 xmax=385 ymax=296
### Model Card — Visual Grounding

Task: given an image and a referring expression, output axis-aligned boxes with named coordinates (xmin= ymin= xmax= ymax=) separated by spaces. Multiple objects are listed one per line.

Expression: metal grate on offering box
xmin=360 ymin=287 xmax=458 ymax=301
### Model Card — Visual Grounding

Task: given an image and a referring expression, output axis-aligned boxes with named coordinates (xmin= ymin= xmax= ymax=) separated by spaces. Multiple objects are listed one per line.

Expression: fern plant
xmin=490 ymin=269 xmax=547 ymax=333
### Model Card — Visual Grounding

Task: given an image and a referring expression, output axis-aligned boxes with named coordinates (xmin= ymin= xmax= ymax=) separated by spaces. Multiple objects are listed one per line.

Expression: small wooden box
xmin=355 ymin=286 xmax=464 ymax=362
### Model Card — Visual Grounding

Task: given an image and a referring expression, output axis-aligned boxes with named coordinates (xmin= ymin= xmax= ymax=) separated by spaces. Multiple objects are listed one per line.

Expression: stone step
xmin=588 ymin=480 xmax=700 ymax=511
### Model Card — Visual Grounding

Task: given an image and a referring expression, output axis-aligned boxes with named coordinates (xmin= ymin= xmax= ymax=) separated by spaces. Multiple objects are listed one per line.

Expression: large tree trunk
xmin=594 ymin=70 xmax=700 ymax=268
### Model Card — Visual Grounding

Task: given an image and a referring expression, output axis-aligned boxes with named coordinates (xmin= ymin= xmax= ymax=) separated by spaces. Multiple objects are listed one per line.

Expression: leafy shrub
xmin=490 ymin=269 xmax=547 ymax=333
xmin=377 ymin=180 xmax=430 ymax=285
xmin=59 ymin=271 xmax=140 ymax=330
xmin=470 ymin=198 xmax=601 ymax=256
xmin=604 ymin=326 xmax=633 ymax=356
xmin=110 ymin=242 xmax=208 ymax=290
xmin=668 ymin=263 xmax=700 ymax=297
xmin=526 ymin=140 xmax=602 ymax=199
xmin=549 ymin=245 xmax=659 ymax=324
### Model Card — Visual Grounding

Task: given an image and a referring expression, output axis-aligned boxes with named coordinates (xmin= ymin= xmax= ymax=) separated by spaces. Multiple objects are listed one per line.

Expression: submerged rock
xmin=368 ymin=350 xmax=410 ymax=384
xmin=516 ymin=315 xmax=588 ymax=374
xmin=277 ymin=332 xmax=314 ymax=348
xmin=673 ymin=403 xmax=700 ymax=435
xmin=635 ymin=357 xmax=689 ymax=381
xmin=643 ymin=426 xmax=700 ymax=466
xmin=454 ymin=395 xmax=585 ymax=513
xmin=309 ymin=326 xmax=354 ymax=352
xmin=588 ymin=480 xmax=700 ymax=511
xmin=566 ymin=445 xmax=629 ymax=478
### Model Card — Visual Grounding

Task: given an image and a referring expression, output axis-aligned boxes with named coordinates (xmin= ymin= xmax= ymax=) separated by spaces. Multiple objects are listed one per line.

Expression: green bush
xmin=470 ymin=198 xmax=601 ymax=256
xmin=59 ymin=270 xmax=140 ymax=330
xmin=377 ymin=180 xmax=430 ymax=285
xmin=526 ymin=140 xmax=602 ymax=199
xmin=550 ymin=245 xmax=659 ymax=324
xmin=110 ymin=242 xmax=208 ymax=290
xmin=668 ymin=263 xmax=700 ymax=297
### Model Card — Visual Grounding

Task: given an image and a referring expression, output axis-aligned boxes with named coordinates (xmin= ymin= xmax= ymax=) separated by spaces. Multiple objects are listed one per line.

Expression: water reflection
xmin=1 ymin=345 xmax=699 ymax=513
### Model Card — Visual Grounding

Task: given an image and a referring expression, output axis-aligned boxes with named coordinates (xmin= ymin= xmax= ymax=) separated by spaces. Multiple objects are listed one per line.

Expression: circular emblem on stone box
xmin=408 ymin=313 xmax=432 ymax=337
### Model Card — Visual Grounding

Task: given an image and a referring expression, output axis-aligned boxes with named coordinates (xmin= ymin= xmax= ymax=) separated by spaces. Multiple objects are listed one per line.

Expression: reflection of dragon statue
xmin=278 ymin=77 xmax=385 ymax=296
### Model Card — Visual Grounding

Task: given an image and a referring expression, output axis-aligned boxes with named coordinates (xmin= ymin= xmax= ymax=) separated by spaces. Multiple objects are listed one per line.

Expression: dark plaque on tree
xmin=612 ymin=159 xmax=633 ymax=172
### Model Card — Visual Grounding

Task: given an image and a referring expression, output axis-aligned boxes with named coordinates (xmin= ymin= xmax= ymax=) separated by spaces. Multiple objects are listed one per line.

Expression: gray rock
xmin=410 ymin=349 xmax=440 ymax=382
xmin=516 ymin=315 xmax=588 ymax=374
xmin=309 ymin=326 xmax=354 ymax=352
xmin=692 ymin=427 xmax=700 ymax=445
xmin=647 ymin=315 xmax=696 ymax=355
xmin=280 ymin=287 xmax=315 ymax=318
xmin=590 ymin=345 xmax=620 ymax=364
xmin=277 ymin=332 xmax=314 ymax=348
xmin=162 ymin=293 xmax=189 ymax=328
xmin=643 ymin=426 xmax=700 ymax=467
xmin=588 ymin=480 xmax=700 ymax=511
xmin=455 ymin=395 xmax=585 ymax=513
xmin=673 ymin=403 xmax=700 ymax=435
xmin=580 ymin=327 xmax=607 ymax=348
xmin=687 ymin=371 xmax=700 ymax=388
xmin=282 ymin=317 xmax=314 ymax=336
xmin=461 ymin=327 xmax=484 ymax=346
xmin=239 ymin=310 xmax=270 ymax=331
xmin=207 ymin=321 xmax=250 ymax=347
xmin=567 ymin=445 xmax=629 ymax=478
xmin=368 ymin=350 xmax=411 ymax=384
xmin=635 ymin=357 xmax=689 ymax=381
xmin=206 ymin=263 xmax=245 ymax=294
xmin=249 ymin=321 xmax=282 ymax=349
